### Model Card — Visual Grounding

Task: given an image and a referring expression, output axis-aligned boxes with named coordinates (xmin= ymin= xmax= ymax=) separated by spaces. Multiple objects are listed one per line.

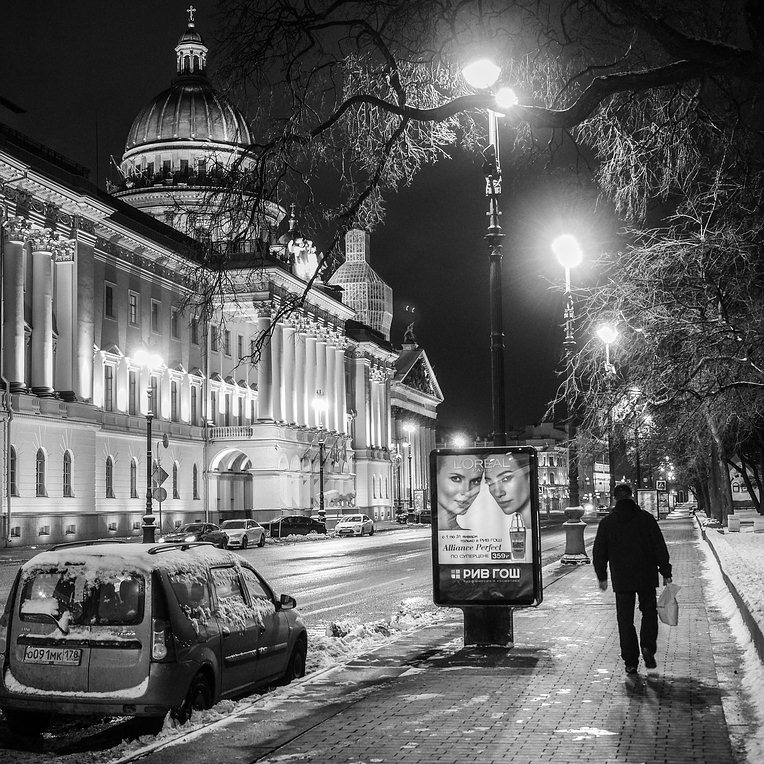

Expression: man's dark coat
xmin=593 ymin=498 xmax=672 ymax=591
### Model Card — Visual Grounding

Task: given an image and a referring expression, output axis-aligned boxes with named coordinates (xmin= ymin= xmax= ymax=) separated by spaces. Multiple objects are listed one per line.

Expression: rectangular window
xmin=107 ymin=521 xmax=118 ymax=532
xmin=38 ymin=526 xmax=51 ymax=537
xmin=171 ymin=381 xmax=179 ymax=422
xmin=151 ymin=300 xmax=160 ymax=333
xmin=104 ymin=284 xmax=116 ymax=319
xmin=237 ymin=334 xmax=243 ymax=361
xmin=224 ymin=330 xmax=231 ymax=356
xmin=128 ymin=370 xmax=138 ymax=415
xmin=191 ymin=386 xmax=198 ymax=426
xmin=171 ymin=308 xmax=180 ymax=339
xmin=10 ymin=526 xmax=20 ymax=538
xmin=197 ymin=158 xmax=206 ymax=175
xmin=104 ymin=365 xmax=114 ymax=412
xmin=191 ymin=317 xmax=199 ymax=345
xmin=210 ymin=391 xmax=217 ymax=425
xmin=224 ymin=394 xmax=231 ymax=427
xmin=250 ymin=399 xmax=255 ymax=421
xmin=128 ymin=292 xmax=139 ymax=325
xmin=238 ymin=396 xmax=244 ymax=425
xmin=210 ymin=326 xmax=218 ymax=353
xmin=65 ymin=524 xmax=76 ymax=535
xmin=150 ymin=376 xmax=159 ymax=416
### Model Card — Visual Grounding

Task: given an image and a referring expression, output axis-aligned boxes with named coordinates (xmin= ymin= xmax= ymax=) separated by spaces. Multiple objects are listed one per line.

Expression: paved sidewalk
xmin=129 ymin=517 xmax=753 ymax=764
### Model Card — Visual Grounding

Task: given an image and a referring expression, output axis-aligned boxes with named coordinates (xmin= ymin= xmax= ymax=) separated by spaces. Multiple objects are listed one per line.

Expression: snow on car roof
xmin=20 ymin=543 xmax=243 ymax=582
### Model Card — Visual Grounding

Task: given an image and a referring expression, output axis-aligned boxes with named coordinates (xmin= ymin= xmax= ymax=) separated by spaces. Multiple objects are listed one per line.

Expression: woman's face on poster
xmin=485 ymin=455 xmax=530 ymax=515
xmin=437 ymin=459 xmax=483 ymax=517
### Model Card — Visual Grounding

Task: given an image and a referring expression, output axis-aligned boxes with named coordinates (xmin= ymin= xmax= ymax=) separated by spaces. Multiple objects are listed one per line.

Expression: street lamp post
xmin=462 ymin=60 xmax=517 ymax=448
xmin=403 ymin=423 xmax=414 ymax=509
xmin=461 ymin=60 xmax=518 ymax=645
xmin=135 ymin=349 xmax=163 ymax=544
xmin=313 ymin=391 xmax=328 ymax=516
xmin=552 ymin=234 xmax=583 ymax=508
xmin=552 ymin=236 xmax=589 ymax=566
xmin=596 ymin=324 xmax=619 ymax=501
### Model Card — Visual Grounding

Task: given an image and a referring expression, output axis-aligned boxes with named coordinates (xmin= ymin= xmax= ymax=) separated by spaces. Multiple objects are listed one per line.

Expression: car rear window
xmin=19 ymin=568 xmax=145 ymax=627
xmin=221 ymin=521 xmax=246 ymax=529
xmin=168 ymin=571 xmax=212 ymax=623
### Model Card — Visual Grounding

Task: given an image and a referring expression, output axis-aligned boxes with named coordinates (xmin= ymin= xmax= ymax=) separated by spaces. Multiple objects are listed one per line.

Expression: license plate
xmin=23 ymin=645 xmax=82 ymax=666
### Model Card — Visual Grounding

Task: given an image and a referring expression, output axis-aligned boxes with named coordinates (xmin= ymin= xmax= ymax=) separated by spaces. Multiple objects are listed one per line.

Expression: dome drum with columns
xmin=0 ymin=11 xmax=444 ymax=546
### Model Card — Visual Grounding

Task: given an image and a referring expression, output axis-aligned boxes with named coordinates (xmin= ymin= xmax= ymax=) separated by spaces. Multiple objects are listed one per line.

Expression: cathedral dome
xmin=125 ymin=79 xmax=252 ymax=148
xmin=125 ymin=18 xmax=251 ymax=149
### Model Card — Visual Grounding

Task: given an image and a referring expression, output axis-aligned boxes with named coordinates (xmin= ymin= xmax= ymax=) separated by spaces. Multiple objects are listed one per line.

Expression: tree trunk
xmin=705 ymin=409 xmax=734 ymax=524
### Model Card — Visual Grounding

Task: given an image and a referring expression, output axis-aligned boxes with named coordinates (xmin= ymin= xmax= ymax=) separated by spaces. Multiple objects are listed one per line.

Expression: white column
xmin=334 ymin=346 xmax=346 ymax=433
xmin=315 ymin=338 xmax=327 ymax=419
xmin=29 ymin=231 xmax=55 ymax=396
xmin=325 ymin=341 xmax=336 ymax=430
xmin=294 ymin=330 xmax=306 ymax=426
xmin=353 ymin=356 xmax=369 ymax=448
xmin=74 ymin=228 xmax=95 ymax=403
xmin=270 ymin=322 xmax=283 ymax=421
xmin=305 ymin=335 xmax=317 ymax=426
xmin=3 ymin=221 xmax=28 ymax=392
xmin=53 ymin=241 xmax=76 ymax=397
xmin=281 ymin=325 xmax=295 ymax=423
xmin=255 ymin=316 xmax=272 ymax=419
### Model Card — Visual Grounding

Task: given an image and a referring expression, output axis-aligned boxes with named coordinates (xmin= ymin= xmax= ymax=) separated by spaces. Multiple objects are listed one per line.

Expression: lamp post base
xmin=142 ymin=514 xmax=157 ymax=544
xmin=462 ymin=606 xmax=514 ymax=648
xmin=560 ymin=506 xmax=590 ymax=565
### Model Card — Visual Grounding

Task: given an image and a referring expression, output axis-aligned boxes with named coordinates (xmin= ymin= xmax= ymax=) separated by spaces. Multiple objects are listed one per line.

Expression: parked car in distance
xmin=213 ymin=519 xmax=266 ymax=550
xmin=158 ymin=522 xmax=220 ymax=544
xmin=0 ymin=541 xmax=307 ymax=736
xmin=415 ymin=510 xmax=432 ymax=525
xmin=596 ymin=505 xmax=611 ymax=515
xmin=334 ymin=514 xmax=375 ymax=537
xmin=261 ymin=515 xmax=327 ymax=538
xmin=395 ymin=508 xmax=409 ymax=524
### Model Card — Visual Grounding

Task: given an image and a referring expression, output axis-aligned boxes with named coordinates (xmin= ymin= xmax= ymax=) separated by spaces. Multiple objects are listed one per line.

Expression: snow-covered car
xmin=334 ymin=514 xmax=375 ymax=537
xmin=0 ymin=541 xmax=307 ymax=735
xmin=261 ymin=515 xmax=327 ymax=538
xmin=217 ymin=519 xmax=266 ymax=549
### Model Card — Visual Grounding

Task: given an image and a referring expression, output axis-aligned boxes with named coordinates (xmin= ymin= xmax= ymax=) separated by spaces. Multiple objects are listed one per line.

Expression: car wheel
xmin=279 ymin=637 xmax=307 ymax=686
xmin=241 ymin=535 xmax=249 ymax=550
xmin=258 ymin=533 xmax=265 ymax=547
xmin=171 ymin=672 xmax=214 ymax=725
xmin=3 ymin=709 xmax=52 ymax=736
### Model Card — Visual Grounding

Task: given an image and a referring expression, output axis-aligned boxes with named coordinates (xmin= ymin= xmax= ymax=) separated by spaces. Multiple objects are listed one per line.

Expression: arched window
xmin=192 ymin=464 xmax=199 ymax=500
xmin=63 ymin=452 xmax=73 ymax=497
xmin=9 ymin=446 xmax=17 ymax=496
xmin=173 ymin=463 xmax=180 ymax=499
xmin=106 ymin=457 xmax=115 ymax=498
xmin=35 ymin=449 xmax=46 ymax=497
xmin=372 ymin=474 xmax=377 ymax=499
xmin=130 ymin=459 xmax=138 ymax=498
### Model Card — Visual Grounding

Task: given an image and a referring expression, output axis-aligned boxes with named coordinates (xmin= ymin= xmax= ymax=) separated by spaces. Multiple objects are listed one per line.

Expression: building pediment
xmin=395 ymin=348 xmax=443 ymax=402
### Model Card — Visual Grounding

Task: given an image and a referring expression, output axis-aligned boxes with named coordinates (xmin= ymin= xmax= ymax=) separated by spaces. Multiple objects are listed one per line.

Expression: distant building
xmin=0 ymin=14 xmax=442 ymax=545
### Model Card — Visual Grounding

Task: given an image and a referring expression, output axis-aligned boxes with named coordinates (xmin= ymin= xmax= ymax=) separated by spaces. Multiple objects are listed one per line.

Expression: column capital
xmin=53 ymin=239 xmax=76 ymax=262
xmin=28 ymin=228 xmax=58 ymax=253
xmin=4 ymin=216 xmax=33 ymax=243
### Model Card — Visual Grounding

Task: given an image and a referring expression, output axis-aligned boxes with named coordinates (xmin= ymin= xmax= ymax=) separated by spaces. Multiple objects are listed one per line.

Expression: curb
xmin=697 ymin=515 xmax=764 ymax=665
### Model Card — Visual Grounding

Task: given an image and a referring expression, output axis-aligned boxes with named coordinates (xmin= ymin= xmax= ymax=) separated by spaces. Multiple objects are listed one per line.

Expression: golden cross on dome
xmin=187 ymin=5 xmax=196 ymax=23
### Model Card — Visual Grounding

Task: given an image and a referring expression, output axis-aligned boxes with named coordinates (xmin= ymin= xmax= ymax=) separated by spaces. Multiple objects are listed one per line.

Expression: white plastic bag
xmin=657 ymin=582 xmax=681 ymax=626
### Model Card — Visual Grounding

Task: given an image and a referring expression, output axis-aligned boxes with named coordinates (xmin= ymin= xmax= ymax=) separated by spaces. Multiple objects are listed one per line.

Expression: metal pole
xmin=408 ymin=451 xmax=413 ymax=508
xmin=143 ymin=389 xmax=156 ymax=544
xmin=318 ymin=438 xmax=325 ymax=515
xmin=635 ymin=426 xmax=642 ymax=489
xmin=485 ymin=109 xmax=506 ymax=447
xmin=562 ymin=267 xmax=579 ymax=507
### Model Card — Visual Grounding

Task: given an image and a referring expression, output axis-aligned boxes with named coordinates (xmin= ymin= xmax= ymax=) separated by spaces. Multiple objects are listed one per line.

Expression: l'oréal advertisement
xmin=430 ymin=447 xmax=543 ymax=608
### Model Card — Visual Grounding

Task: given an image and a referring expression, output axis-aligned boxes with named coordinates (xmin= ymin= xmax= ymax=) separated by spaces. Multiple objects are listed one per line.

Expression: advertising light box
xmin=430 ymin=447 xmax=543 ymax=608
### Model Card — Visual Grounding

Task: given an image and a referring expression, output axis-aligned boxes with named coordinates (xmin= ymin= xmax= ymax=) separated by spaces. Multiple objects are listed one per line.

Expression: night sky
xmin=1 ymin=1 xmax=613 ymax=437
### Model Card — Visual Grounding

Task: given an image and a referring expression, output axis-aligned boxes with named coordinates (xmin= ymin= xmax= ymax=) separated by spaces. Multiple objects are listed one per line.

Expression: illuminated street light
xmin=312 ymin=391 xmax=329 ymax=515
xmin=452 ymin=434 xmax=468 ymax=449
xmin=596 ymin=326 xmax=619 ymax=500
xmin=403 ymin=423 xmax=415 ymax=509
xmin=462 ymin=58 xmax=518 ymax=447
xmin=134 ymin=349 xmax=163 ymax=543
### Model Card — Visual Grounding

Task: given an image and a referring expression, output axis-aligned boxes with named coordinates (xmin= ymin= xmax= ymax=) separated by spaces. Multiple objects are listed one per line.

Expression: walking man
xmin=593 ymin=483 xmax=673 ymax=675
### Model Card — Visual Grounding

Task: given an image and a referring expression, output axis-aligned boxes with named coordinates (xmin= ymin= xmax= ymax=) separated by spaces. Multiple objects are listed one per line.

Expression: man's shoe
xmin=641 ymin=648 xmax=657 ymax=670
xmin=625 ymin=665 xmax=638 ymax=675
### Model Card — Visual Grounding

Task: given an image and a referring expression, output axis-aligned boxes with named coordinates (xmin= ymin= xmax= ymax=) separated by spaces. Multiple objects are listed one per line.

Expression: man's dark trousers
xmin=615 ymin=589 xmax=658 ymax=666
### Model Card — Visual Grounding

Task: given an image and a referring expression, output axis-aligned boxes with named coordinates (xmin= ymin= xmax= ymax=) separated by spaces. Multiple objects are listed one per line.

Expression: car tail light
xmin=151 ymin=618 xmax=175 ymax=661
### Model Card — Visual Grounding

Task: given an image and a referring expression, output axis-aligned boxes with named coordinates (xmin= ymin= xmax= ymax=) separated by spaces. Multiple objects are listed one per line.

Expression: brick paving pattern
xmin=135 ymin=517 xmax=749 ymax=764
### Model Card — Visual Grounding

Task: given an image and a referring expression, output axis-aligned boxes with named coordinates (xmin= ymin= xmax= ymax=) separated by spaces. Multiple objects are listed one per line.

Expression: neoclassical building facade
xmin=0 ymin=15 xmax=442 ymax=546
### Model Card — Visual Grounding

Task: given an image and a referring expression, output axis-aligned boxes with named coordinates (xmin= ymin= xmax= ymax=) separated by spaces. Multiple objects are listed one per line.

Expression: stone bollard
xmin=561 ymin=506 xmax=590 ymax=565
xmin=727 ymin=516 xmax=741 ymax=533
xmin=142 ymin=514 xmax=157 ymax=544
